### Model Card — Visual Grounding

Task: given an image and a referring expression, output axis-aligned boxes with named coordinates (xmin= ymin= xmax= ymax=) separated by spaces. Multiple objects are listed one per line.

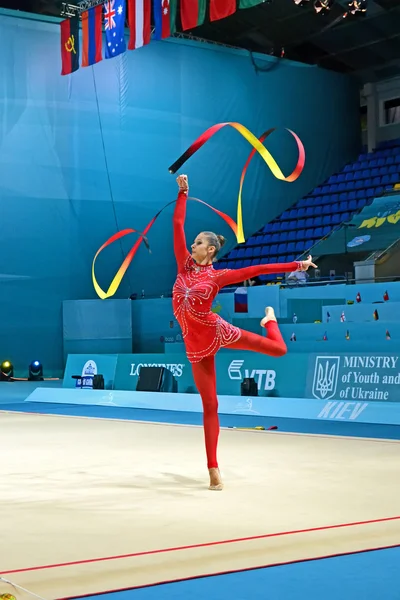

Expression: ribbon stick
xmin=168 ymin=122 xmax=305 ymax=243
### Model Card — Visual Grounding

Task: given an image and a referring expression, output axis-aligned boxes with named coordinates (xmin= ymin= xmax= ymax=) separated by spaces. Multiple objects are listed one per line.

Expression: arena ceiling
xmin=2 ymin=0 xmax=400 ymax=84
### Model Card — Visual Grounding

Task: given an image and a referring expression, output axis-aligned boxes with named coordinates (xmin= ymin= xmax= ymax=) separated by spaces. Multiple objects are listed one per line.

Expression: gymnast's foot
xmin=208 ymin=468 xmax=223 ymax=491
xmin=260 ymin=306 xmax=277 ymax=327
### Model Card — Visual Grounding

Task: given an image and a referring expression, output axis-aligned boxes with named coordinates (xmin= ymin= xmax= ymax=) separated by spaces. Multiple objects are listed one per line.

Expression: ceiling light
xmin=314 ymin=0 xmax=334 ymax=14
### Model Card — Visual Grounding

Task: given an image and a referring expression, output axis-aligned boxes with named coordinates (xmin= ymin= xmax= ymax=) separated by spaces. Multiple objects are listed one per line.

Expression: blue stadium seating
xmin=216 ymin=138 xmax=400 ymax=281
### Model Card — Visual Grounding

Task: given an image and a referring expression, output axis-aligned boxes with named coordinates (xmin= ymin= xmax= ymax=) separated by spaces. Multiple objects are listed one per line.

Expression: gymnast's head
xmin=191 ymin=231 xmax=226 ymax=265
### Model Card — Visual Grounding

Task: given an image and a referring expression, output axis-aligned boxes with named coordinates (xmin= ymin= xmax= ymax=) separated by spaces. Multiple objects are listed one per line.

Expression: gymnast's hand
xmin=299 ymin=255 xmax=317 ymax=271
xmin=177 ymin=174 xmax=189 ymax=192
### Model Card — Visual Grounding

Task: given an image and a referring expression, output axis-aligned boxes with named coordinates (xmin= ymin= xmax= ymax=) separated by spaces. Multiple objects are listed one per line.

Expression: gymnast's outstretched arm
xmin=216 ymin=255 xmax=317 ymax=288
xmin=173 ymin=175 xmax=191 ymax=270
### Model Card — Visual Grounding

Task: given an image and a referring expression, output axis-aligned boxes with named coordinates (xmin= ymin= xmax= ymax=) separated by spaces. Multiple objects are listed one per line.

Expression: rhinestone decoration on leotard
xmin=172 ymin=255 xmax=241 ymax=363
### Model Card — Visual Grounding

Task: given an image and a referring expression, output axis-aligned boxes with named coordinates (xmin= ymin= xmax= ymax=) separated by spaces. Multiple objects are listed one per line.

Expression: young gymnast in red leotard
xmin=172 ymin=174 xmax=316 ymax=490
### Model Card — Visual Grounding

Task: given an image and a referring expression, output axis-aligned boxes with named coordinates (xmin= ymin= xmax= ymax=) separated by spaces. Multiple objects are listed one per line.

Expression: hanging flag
xmin=60 ymin=16 xmax=79 ymax=75
xmin=210 ymin=0 xmax=236 ymax=22
xmin=81 ymin=5 xmax=103 ymax=67
xmin=239 ymin=0 xmax=266 ymax=8
xmin=181 ymin=0 xmax=206 ymax=30
xmin=128 ymin=0 xmax=151 ymax=50
xmin=104 ymin=0 xmax=127 ymax=59
xmin=153 ymin=0 xmax=177 ymax=39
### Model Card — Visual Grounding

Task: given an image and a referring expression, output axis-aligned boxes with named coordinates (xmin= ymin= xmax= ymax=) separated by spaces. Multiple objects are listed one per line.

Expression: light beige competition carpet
xmin=1 ymin=411 xmax=399 ymax=599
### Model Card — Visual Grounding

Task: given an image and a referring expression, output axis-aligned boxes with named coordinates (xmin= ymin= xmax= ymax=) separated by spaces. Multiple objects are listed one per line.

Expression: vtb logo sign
xmin=228 ymin=360 xmax=276 ymax=391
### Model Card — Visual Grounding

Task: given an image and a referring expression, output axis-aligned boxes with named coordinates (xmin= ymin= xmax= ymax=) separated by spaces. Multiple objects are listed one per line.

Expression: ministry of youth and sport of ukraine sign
xmin=308 ymin=354 xmax=400 ymax=403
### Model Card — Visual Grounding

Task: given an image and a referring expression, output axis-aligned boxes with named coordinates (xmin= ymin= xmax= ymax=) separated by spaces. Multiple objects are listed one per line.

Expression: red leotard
xmin=172 ymin=189 xmax=300 ymax=363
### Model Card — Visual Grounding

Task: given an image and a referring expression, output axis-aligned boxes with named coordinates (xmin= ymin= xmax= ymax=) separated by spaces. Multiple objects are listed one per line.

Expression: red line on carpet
xmin=55 ymin=543 xmax=400 ymax=599
xmin=2 ymin=515 xmax=399 ymax=575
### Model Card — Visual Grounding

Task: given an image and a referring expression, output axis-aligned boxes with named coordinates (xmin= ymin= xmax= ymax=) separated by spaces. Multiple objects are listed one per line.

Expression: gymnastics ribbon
xmin=168 ymin=122 xmax=305 ymax=243
xmin=92 ymin=123 xmax=305 ymax=299
xmin=92 ymin=227 xmax=152 ymax=300
xmin=92 ymin=197 xmax=239 ymax=299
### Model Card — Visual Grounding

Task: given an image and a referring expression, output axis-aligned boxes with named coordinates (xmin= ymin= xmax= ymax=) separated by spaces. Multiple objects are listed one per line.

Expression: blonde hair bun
xmin=216 ymin=235 xmax=226 ymax=248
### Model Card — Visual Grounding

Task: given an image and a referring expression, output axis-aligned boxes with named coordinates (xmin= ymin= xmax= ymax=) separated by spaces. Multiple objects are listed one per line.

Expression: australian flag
xmin=104 ymin=0 xmax=126 ymax=59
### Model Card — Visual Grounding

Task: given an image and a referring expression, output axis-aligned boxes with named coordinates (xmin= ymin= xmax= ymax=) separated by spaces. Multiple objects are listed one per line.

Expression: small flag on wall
xmin=128 ymin=0 xmax=151 ymax=50
xmin=239 ymin=0 xmax=267 ymax=8
xmin=181 ymin=0 xmax=206 ymax=30
xmin=81 ymin=5 xmax=103 ymax=67
xmin=153 ymin=0 xmax=177 ymax=40
xmin=104 ymin=0 xmax=127 ymax=58
xmin=60 ymin=16 xmax=80 ymax=75
xmin=234 ymin=288 xmax=248 ymax=313
xmin=210 ymin=0 xmax=236 ymax=22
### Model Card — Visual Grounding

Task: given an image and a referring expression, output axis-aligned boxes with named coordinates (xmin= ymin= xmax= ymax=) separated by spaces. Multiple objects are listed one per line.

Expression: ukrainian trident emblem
xmin=312 ymin=356 xmax=340 ymax=400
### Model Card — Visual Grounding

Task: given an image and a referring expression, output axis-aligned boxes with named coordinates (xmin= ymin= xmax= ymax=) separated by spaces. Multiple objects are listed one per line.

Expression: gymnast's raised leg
xmin=227 ymin=306 xmax=287 ymax=356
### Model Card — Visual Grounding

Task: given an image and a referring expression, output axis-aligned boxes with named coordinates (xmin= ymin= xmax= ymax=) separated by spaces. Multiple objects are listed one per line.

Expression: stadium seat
xmin=223 ymin=138 xmax=399 ymax=268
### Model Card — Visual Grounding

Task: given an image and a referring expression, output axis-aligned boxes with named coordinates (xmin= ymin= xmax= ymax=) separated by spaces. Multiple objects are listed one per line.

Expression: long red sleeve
xmin=173 ymin=189 xmax=190 ymax=270
xmin=216 ymin=261 xmax=300 ymax=288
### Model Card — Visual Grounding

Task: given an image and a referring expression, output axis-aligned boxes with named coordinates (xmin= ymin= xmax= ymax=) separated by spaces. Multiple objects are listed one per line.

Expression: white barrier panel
xmin=24 ymin=387 xmax=400 ymax=426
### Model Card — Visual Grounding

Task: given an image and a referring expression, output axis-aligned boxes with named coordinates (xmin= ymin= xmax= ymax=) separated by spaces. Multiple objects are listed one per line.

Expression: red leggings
xmin=191 ymin=321 xmax=287 ymax=469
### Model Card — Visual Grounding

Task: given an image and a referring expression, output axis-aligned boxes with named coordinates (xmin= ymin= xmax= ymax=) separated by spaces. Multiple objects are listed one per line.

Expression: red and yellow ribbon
xmin=92 ymin=227 xmax=151 ymax=300
xmin=92 ymin=197 xmax=239 ymax=299
xmin=92 ymin=123 xmax=305 ymax=299
xmin=168 ymin=122 xmax=305 ymax=243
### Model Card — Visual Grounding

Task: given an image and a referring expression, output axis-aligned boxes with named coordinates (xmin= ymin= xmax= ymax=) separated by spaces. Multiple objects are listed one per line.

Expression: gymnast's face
xmin=191 ymin=233 xmax=215 ymax=265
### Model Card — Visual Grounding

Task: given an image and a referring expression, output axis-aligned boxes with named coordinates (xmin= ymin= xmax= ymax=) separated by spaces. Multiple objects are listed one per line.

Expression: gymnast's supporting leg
xmin=190 ymin=307 xmax=283 ymax=491
xmin=227 ymin=306 xmax=287 ymax=356
xmin=191 ymin=355 xmax=223 ymax=491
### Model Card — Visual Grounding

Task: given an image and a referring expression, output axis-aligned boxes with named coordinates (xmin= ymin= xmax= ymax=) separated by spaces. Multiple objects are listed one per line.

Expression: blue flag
xmin=104 ymin=0 xmax=126 ymax=59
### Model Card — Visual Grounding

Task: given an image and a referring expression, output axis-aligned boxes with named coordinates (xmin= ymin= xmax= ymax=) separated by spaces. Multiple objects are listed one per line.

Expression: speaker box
xmin=93 ymin=374 xmax=104 ymax=389
xmin=136 ymin=366 xmax=177 ymax=392
xmin=241 ymin=377 xmax=258 ymax=396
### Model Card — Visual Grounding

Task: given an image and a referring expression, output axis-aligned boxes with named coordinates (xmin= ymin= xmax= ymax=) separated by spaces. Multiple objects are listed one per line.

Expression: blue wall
xmin=0 ymin=9 xmax=360 ymax=372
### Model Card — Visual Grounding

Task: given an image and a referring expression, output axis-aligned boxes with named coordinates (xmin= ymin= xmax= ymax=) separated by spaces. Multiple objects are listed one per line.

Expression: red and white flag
xmin=128 ymin=0 xmax=151 ymax=50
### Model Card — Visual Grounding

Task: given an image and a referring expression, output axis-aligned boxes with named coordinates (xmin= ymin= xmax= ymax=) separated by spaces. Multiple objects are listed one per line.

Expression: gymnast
xmin=172 ymin=174 xmax=316 ymax=490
